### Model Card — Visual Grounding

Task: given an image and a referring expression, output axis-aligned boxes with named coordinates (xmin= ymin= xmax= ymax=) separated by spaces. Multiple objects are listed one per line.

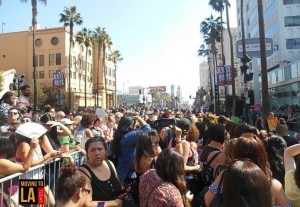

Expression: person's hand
xmin=46 ymin=121 xmax=61 ymax=127
xmin=115 ymin=198 xmax=124 ymax=207
xmin=186 ymin=191 xmax=194 ymax=203
xmin=174 ymin=126 xmax=182 ymax=140
xmin=29 ymin=137 xmax=39 ymax=150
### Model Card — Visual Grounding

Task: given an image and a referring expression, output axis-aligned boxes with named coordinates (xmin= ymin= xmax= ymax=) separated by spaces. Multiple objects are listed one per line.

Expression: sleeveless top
xmin=80 ymin=160 xmax=122 ymax=201
xmin=15 ymin=145 xmax=44 ymax=179
xmin=199 ymin=145 xmax=221 ymax=164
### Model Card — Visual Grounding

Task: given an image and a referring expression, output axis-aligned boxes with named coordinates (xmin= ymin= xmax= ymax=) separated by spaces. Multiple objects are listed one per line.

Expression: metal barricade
xmin=0 ymin=150 xmax=83 ymax=207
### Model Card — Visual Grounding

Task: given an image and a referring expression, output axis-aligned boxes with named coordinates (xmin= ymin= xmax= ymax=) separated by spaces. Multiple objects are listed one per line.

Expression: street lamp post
xmin=13 ymin=73 xmax=25 ymax=97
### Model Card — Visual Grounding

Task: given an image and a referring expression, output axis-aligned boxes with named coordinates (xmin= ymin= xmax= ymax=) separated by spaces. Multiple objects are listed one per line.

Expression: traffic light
xmin=233 ymin=68 xmax=238 ymax=78
xmin=241 ymin=54 xmax=251 ymax=64
xmin=139 ymin=89 xmax=142 ymax=94
xmin=240 ymin=64 xmax=249 ymax=75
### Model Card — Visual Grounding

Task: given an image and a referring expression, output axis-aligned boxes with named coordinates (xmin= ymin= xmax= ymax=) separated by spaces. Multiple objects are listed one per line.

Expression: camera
xmin=150 ymin=118 xmax=176 ymax=130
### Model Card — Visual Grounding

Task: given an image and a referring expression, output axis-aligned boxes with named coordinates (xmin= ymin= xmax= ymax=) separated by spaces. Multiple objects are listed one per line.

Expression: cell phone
xmin=97 ymin=201 xmax=105 ymax=207
xmin=75 ymin=141 xmax=81 ymax=145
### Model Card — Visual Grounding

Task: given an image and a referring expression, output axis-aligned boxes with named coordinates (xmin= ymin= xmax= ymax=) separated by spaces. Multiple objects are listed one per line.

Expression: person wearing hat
xmin=58 ymin=118 xmax=80 ymax=153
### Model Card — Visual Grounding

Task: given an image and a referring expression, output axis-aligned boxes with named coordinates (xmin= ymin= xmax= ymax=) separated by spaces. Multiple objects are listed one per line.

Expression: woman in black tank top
xmin=79 ymin=137 xmax=123 ymax=207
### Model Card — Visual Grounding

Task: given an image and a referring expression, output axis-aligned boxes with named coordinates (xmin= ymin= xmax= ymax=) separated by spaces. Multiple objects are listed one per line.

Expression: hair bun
xmin=60 ymin=163 xmax=77 ymax=176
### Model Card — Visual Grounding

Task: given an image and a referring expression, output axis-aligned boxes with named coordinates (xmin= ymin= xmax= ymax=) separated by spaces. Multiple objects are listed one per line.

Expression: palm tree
xmin=59 ymin=6 xmax=83 ymax=111
xmin=198 ymin=44 xmax=214 ymax=105
xmin=108 ymin=50 xmax=123 ymax=107
xmin=76 ymin=27 xmax=93 ymax=108
xmin=93 ymin=27 xmax=107 ymax=107
xmin=200 ymin=14 xmax=222 ymax=113
xmin=20 ymin=0 xmax=47 ymax=114
xmin=101 ymin=33 xmax=112 ymax=109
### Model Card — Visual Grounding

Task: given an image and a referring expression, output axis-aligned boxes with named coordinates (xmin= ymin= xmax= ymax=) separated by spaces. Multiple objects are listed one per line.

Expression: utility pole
xmin=257 ymin=0 xmax=270 ymax=122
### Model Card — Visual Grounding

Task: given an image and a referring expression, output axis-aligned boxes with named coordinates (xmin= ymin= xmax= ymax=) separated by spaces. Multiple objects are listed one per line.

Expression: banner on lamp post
xmin=53 ymin=73 xmax=65 ymax=88
xmin=216 ymin=66 xmax=232 ymax=85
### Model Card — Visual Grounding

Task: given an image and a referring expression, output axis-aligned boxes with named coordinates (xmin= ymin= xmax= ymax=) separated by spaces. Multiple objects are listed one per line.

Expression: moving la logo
xmin=19 ymin=179 xmax=44 ymax=205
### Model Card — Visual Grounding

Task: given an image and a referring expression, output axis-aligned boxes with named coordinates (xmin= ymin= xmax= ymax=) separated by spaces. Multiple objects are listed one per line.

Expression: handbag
xmin=209 ymin=170 xmax=225 ymax=207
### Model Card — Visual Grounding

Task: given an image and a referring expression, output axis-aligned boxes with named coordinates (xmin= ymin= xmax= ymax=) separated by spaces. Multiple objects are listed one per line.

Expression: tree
xmin=209 ymin=0 xmax=233 ymax=114
xmin=200 ymin=14 xmax=222 ymax=113
xmin=93 ymin=27 xmax=107 ymax=107
xmin=108 ymin=49 xmax=123 ymax=107
xmin=76 ymin=27 xmax=93 ymax=108
xmin=196 ymin=87 xmax=208 ymax=105
xmin=20 ymin=0 xmax=47 ymax=114
xmin=59 ymin=6 xmax=83 ymax=111
xmin=101 ymin=32 xmax=112 ymax=109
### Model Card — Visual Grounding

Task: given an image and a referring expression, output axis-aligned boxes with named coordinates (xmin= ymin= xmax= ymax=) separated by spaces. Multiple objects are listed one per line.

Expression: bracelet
xmin=176 ymin=142 xmax=182 ymax=147
xmin=176 ymin=140 xmax=182 ymax=144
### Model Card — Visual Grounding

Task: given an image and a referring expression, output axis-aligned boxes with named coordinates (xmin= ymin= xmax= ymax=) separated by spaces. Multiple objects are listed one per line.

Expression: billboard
xmin=149 ymin=86 xmax=166 ymax=92
xmin=216 ymin=66 xmax=232 ymax=85
xmin=236 ymin=38 xmax=273 ymax=58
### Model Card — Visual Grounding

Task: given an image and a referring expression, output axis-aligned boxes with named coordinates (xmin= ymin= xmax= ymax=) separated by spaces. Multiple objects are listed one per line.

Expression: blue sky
xmin=0 ymin=0 xmax=237 ymax=101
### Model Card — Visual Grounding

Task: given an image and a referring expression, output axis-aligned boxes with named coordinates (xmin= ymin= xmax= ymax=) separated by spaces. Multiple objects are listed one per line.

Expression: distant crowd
xmin=0 ymin=86 xmax=300 ymax=207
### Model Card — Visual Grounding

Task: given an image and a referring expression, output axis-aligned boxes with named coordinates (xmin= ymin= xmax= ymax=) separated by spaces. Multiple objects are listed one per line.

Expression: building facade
xmin=0 ymin=25 xmax=116 ymax=110
xmin=236 ymin=0 xmax=300 ymax=106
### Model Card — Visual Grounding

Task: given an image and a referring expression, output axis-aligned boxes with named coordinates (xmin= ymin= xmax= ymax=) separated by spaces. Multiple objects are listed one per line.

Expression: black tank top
xmin=199 ymin=145 xmax=221 ymax=163
xmin=80 ymin=160 xmax=122 ymax=201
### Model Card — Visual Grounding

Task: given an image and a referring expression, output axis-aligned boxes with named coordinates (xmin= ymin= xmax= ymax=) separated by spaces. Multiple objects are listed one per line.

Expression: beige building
xmin=0 ymin=25 xmax=116 ymax=110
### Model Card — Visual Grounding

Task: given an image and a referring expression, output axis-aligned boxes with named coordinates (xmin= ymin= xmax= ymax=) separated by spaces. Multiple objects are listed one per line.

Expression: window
xmin=51 ymin=37 xmax=59 ymax=45
xmin=283 ymin=0 xmax=300 ymax=5
xmin=73 ymin=56 xmax=76 ymax=68
xmin=56 ymin=53 xmax=61 ymax=65
xmin=291 ymin=63 xmax=299 ymax=78
xmin=39 ymin=55 xmax=44 ymax=66
xmin=49 ymin=70 xmax=55 ymax=78
xmin=285 ymin=16 xmax=300 ymax=27
xmin=286 ymin=38 xmax=300 ymax=49
xmin=49 ymin=54 xmax=55 ymax=66
xmin=35 ymin=38 xmax=42 ymax=47
xmin=39 ymin=71 xmax=45 ymax=79
xmin=73 ymin=72 xmax=76 ymax=79
xmin=34 ymin=55 xmax=38 ymax=67
xmin=79 ymin=74 xmax=82 ymax=81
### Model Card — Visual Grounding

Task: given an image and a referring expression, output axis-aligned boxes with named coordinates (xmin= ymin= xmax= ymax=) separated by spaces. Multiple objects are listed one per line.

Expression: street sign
xmin=53 ymin=73 xmax=65 ymax=88
xmin=56 ymin=93 xmax=64 ymax=100
xmin=56 ymin=100 xmax=64 ymax=106
xmin=236 ymin=38 xmax=273 ymax=58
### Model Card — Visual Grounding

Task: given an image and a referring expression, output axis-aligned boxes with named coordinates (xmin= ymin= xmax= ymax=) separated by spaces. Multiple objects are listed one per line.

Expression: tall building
xmin=0 ymin=25 xmax=116 ymax=110
xmin=236 ymin=0 xmax=300 ymax=106
xmin=236 ymin=0 xmax=300 ymax=67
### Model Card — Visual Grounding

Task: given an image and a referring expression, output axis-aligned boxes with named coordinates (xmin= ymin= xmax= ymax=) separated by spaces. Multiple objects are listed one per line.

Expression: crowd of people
xmin=0 ymin=86 xmax=300 ymax=207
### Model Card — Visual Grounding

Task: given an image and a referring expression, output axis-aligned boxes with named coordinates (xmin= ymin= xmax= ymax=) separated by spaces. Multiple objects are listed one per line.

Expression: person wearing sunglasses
xmin=56 ymin=162 xmax=90 ymax=207
xmin=0 ymin=107 xmax=21 ymax=133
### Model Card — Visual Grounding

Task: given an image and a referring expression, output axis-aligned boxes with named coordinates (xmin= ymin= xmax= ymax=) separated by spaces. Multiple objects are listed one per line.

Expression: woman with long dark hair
xmin=222 ymin=160 xmax=272 ymax=207
xmin=112 ymin=114 xmax=151 ymax=182
xmin=205 ymin=136 xmax=290 ymax=207
xmin=139 ymin=148 xmax=190 ymax=207
xmin=0 ymin=91 xmax=17 ymax=126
